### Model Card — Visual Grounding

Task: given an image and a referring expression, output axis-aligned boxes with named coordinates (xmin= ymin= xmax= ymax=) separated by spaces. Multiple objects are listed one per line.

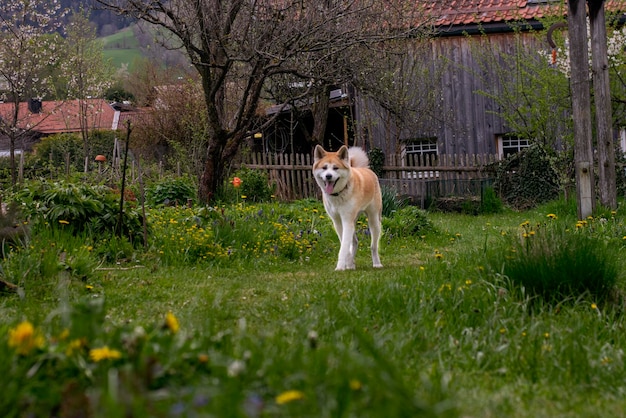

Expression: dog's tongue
xmin=325 ymin=181 xmax=334 ymax=194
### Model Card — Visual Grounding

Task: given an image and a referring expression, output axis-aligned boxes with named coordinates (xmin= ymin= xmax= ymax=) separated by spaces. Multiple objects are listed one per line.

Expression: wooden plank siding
xmin=237 ymin=152 xmax=499 ymax=206
xmin=353 ymin=32 xmax=546 ymax=157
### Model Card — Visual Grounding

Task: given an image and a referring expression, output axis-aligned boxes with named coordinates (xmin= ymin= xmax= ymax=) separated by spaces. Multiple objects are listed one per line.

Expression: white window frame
xmin=401 ymin=138 xmax=438 ymax=179
xmin=496 ymin=134 xmax=530 ymax=158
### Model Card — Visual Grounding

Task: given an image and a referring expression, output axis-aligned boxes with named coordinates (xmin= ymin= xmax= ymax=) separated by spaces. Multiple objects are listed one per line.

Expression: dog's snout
xmin=325 ymin=173 xmax=333 ymax=180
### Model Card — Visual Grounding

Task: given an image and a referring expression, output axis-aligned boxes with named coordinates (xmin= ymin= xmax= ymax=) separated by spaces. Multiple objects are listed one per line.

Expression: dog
xmin=313 ymin=145 xmax=383 ymax=270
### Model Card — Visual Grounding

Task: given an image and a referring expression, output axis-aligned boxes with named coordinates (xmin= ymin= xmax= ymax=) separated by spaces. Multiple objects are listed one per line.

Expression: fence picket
xmin=234 ymin=151 xmax=499 ymax=205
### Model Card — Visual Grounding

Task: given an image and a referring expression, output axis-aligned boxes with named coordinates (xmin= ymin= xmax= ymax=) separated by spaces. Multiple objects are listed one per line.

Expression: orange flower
xmin=231 ymin=177 xmax=242 ymax=188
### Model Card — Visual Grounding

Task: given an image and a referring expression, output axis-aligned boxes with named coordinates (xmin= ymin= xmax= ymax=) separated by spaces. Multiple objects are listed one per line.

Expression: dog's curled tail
xmin=348 ymin=147 xmax=370 ymax=168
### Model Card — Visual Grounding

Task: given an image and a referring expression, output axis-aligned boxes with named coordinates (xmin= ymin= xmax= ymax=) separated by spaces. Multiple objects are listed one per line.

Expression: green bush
xmin=367 ymin=148 xmax=385 ymax=178
xmin=33 ymin=131 xmax=118 ymax=174
xmin=492 ymin=145 xmax=560 ymax=210
xmin=146 ymin=176 xmax=197 ymax=206
xmin=479 ymin=187 xmax=503 ymax=214
xmin=13 ymin=180 xmax=145 ymax=245
xmin=222 ymin=166 xmax=275 ymax=203
xmin=487 ymin=221 xmax=619 ymax=304
xmin=382 ymin=205 xmax=433 ymax=237
xmin=381 ymin=185 xmax=409 ymax=218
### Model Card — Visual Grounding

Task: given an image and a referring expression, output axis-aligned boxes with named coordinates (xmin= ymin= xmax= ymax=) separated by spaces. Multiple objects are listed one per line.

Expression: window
xmin=405 ymin=137 xmax=438 ymax=160
xmin=496 ymin=134 xmax=530 ymax=158
xmin=402 ymin=137 xmax=438 ymax=179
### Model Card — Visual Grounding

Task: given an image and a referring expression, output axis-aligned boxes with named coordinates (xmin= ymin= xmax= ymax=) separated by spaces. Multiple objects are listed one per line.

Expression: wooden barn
xmin=354 ymin=0 xmax=570 ymax=159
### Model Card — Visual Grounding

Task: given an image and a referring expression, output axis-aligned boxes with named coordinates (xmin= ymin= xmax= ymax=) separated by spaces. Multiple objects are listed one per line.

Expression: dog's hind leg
xmin=367 ymin=209 xmax=383 ymax=268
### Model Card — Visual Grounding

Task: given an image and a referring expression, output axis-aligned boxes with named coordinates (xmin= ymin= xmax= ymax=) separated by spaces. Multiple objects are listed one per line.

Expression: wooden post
xmin=589 ymin=0 xmax=617 ymax=209
xmin=568 ymin=0 xmax=595 ymax=219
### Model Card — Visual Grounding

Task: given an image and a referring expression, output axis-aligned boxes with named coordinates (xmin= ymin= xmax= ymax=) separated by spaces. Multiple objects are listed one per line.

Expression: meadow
xmin=101 ymin=26 xmax=143 ymax=70
xmin=1 ymin=190 xmax=626 ymax=417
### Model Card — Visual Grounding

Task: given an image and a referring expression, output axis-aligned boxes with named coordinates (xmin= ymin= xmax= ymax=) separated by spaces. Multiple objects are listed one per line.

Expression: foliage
xmin=492 ymin=145 xmax=560 ymax=210
xmin=33 ymin=131 xmax=118 ymax=174
xmin=380 ymin=184 xmax=410 ymax=218
xmin=13 ymin=180 xmax=145 ymax=245
xmin=382 ymin=205 xmax=433 ymax=237
xmin=471 ymin=28 xmax=573 ymax=154
xmin=145 ymin=176 xmax=197 ymax=207
xmin=367 ymin=148 xmax=385 ymax=178
xmin=220 ymin=167 xmax=275 ymax=203
xmin=479 ymin=186 xmax=503 ymax=214
xmin=487 ymin=216 xmax=620 ymax=305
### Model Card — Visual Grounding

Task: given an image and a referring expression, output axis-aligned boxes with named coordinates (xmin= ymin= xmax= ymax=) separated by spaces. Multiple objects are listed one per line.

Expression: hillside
xmin=101 ymin=25 xmax=144 ymax=70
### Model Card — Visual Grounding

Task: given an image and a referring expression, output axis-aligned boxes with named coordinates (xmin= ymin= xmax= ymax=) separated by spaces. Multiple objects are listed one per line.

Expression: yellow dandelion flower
xmin=276 ymin=390 xmax=305 ymax=405
xmin=349 ymin=379 xmax=362 ymax=391
xmin=547 ymin=213 xmax=557 ymax=220
xmin=435 ymin=253 xmax=443 ymax=260
xmin=591 ymin=303 xmax=598 ymax=310
xmin=89 ymin=346 xmax=122 ymax=362
xmin=58 ymin=220 xmax=70 ymax=225
xmin=8 ymin=321 xmax=45 ymax=355
xmin=165 ymin=311 xmax=180 ymax=334
xmin=66 ymin=338 xmax=87 ymax=356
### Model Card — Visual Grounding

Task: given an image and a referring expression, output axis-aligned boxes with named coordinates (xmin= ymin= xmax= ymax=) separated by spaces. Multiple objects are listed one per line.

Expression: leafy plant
xmin=492 ymin=145 xmax=560 ymax=210
xmin=13 ymin=180 xmax=145 ymax=244
xmin=382 ymin=205 xmax=433 ymax=237
xmin=367 ymin=147 xmax=385 ymax=178
xmin=381 ymin=185 xmax=409 ymax=217
xmin=146 ymin=176 xmax=197 ymax=206
xmin=221 ymin=166 xmax=275 ymax=203
xmin=479 ymin=186 xmax=503 ymax=214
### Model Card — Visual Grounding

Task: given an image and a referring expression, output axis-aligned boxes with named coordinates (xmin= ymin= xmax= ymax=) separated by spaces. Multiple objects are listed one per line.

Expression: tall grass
xmin=1 ymin=197 xmax=626 ymax=417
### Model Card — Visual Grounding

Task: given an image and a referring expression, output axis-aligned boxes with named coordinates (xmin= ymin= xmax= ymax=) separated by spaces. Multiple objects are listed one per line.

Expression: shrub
xmin=367 ymin=148 xmax=385 ymax=178
xmin=146 ymin=176 xmax=197 ymax=206
xmin=382 ymin=205 xmax=433 ymax=237
xmin=222 ymin=167 xmax=275 ymax=203
xmin=13 ymin=180 xmax=145 ymax=245
xmin=381 ymin=185 xmax=409 ymax=218
xmin=492 ymin=145 xmax=560 ymax=210
xmin=487 ymin=221 xmax=620 ymax=304
xmin=479 ymin=187 xmax=503 ymax=214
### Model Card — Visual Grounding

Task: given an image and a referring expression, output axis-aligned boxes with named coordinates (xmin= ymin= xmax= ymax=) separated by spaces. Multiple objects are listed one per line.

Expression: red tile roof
xmin=427 ymin=0 xmax=625 ymax=27
xmin=0 ymin=99 xmax=118 ymax=135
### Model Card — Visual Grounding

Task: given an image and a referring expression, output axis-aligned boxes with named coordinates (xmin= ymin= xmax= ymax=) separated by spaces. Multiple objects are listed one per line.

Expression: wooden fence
xmin=238 ymin=152 xmax=500 ymax=206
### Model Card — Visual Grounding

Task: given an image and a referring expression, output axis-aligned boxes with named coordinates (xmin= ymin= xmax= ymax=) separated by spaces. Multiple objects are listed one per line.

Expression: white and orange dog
xmin=313 ymin=145 xmax=383 ymax=270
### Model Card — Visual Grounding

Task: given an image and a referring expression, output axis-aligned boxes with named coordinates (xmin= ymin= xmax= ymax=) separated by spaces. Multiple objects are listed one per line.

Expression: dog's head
xmin=313 ymin=145 xmax=351 ymax=195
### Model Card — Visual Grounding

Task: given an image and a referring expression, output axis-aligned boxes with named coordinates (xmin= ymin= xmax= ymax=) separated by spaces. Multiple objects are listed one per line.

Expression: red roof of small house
xmin=0 ymin=99 xmax=118 ymax=135
xmin=426 ymin=0 xmax=625 ymax=27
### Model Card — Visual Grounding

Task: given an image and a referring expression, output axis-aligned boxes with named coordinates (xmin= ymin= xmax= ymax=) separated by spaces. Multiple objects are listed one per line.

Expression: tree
xmin=95 ymin=0 xmax=434 ymax=203
xmin=60 ymin=8 xmax=115 ymax=162
xmin=0 ymin=0 xmax=67 ymax=185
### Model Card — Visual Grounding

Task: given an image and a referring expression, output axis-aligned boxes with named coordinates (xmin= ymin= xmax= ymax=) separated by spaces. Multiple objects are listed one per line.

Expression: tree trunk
xmin=568 ymin=0 xmax=595 ymax=219
xmin=311 ymin=84 xmax=332 ymax=148
xmin=589 ymin=0 xmax=617 ymax=209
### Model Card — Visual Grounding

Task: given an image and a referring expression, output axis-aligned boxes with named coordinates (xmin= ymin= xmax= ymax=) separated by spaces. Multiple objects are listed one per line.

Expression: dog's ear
xmin=314 ymin=145 xmax=325 ymax=162
xmin=337 ymin=146 xmax=349 ymax=162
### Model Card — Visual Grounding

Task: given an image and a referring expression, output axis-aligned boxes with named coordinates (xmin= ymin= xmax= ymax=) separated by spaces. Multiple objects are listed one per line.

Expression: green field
xmin=1 ymin=185 xmax=626 ymax=417
xmin=101 ymin=25 xmax=144 ymax=70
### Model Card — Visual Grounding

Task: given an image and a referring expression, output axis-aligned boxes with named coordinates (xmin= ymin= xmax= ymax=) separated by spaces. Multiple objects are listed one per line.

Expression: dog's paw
xmin=373 ymin=263 xmax=383 ymax=268
xmin=335 ymin=264 xmax=356 ymax=271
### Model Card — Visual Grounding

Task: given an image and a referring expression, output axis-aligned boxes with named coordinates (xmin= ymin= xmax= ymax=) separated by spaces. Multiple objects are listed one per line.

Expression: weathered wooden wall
xmin=354 ymin=32 xmax=547 ymax=156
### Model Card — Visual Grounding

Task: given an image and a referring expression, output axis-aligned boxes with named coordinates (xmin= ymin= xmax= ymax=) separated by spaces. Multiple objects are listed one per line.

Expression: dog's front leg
xmin=336 ymin=218 xmax=356 ymax=270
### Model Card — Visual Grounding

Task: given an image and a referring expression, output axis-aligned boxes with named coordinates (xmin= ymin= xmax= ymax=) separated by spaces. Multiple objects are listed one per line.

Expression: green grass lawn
xmin=1 ymin=197 xmax=626 ymax=417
